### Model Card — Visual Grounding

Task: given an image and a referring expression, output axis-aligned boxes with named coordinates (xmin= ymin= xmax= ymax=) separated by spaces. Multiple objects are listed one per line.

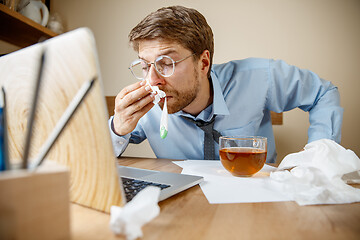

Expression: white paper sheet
xmin=173 ymin=160 xmax=291 ymax=204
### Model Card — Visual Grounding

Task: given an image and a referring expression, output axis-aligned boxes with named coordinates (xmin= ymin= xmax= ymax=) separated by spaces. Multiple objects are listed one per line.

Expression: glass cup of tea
xmin=219 ymin=136 xmax=267 ymax=177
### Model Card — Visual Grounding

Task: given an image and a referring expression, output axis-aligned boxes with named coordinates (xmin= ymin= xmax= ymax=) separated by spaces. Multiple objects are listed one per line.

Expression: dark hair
xmin=129 ymin=6 xmax=214 ymax=78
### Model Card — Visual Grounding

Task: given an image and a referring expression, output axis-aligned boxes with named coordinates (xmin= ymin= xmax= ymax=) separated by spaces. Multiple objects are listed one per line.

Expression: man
xmin=109 ymin=5 xmax=343 ymax=163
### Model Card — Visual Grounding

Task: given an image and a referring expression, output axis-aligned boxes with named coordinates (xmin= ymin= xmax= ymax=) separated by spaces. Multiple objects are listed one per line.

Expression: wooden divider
xmin=1 ymin=29 xmax=123 ymax=213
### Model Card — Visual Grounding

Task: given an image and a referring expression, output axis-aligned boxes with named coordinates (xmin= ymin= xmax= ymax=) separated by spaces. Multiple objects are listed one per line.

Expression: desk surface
xmin=71 ymin=157 xmax=360 ymax=240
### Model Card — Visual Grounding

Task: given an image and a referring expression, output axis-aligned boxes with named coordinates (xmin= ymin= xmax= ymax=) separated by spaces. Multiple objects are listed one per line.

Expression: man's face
xmin=138 ymin=39 xmax=201 ymax=114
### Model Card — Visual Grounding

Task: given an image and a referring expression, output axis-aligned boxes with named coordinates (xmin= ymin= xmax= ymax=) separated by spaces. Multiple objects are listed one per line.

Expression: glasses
xmin=129 ymin=53 xmax=195 ymax=80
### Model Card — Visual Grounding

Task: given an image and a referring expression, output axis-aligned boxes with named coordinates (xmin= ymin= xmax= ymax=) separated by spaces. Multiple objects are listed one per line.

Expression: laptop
xmin=0 ymin=28 xmax=203 ymax=212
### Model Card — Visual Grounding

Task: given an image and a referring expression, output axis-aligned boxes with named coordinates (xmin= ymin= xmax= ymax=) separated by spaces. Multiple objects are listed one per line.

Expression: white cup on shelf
xmin=19 ymin=0 xmax=49 ymax=26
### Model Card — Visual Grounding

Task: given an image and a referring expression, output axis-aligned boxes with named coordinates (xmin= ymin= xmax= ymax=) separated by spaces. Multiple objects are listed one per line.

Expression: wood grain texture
xmin=0 ymin=29 xmax=123 ymax=212
xmin=70 ymin=157 xmax=360 ymax=240
xmin=0 ymin=168 xmax=70 ymax=240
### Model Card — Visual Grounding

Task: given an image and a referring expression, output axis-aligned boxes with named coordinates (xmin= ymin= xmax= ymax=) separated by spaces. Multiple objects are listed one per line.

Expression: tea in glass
xmin=219 ymin=136 xmax=267 ymax=177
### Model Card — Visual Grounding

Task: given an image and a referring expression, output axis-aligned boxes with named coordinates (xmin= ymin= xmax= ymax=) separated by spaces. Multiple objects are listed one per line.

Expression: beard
xmin=158 ymin=67 xmax=200 ymax=114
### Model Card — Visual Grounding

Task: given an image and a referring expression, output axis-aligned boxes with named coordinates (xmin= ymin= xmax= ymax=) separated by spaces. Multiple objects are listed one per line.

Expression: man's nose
xmin=147 ymin=64 xmax=165 ymax=86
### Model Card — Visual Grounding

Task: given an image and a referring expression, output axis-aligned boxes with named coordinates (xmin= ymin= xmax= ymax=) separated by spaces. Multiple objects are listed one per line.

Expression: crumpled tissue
xmin=110 ymin=186 xmax=161 ymax=240
xmin=270 ymin=139 xmax=360 ymax=205
xmin=145 ymin=77 xmax=165 ymax=104
xmin=151 ymin=86 xmax=166 ymax=104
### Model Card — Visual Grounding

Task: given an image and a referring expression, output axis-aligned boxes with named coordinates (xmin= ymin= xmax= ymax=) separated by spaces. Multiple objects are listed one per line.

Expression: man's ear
xmin=199 ymin=50 xmax=210 ymax=75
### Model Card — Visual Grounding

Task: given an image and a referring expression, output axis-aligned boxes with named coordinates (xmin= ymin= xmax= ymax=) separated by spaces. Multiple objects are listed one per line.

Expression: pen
xmin=30 ymin=77 xmax=96 ymax=170
xmin=0 ymin=87 xmax=9 ymax=171
xmin=0 ymin=88 xmax=4 ymax=171
xmin=22 ymin=50 xmax=46 ymax=169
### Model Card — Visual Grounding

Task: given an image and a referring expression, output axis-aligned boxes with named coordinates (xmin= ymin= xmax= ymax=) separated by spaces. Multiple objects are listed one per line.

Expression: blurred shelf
xmin=0 ymin=4 xmax=57 ymax=48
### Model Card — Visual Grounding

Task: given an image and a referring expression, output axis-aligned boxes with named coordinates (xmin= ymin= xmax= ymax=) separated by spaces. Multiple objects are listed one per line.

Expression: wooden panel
xmin=270 ymin=111 xmax=283 ymax=125
xmin=0 ymin=29 xmax=123 ymax=213
xmin=0 ymin=167 xmax=70 ymax=240
xmin=106 ymin=96 xmax=116 ymax=118
xmin=105 ymin=96 xmax=283 ymax=125
xmin=0 ymin=4 xmax=57 ymax=48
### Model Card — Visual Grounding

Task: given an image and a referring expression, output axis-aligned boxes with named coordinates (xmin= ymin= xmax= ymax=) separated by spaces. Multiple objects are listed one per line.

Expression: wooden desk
xmin=71 ymin=157 xmax=360 ymax=240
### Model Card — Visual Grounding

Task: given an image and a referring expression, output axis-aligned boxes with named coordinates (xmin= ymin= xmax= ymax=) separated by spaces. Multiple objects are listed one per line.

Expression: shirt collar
xmin=175 ymin=69 xmax=230 ymax=121
xmin=210 ymin=69 xmax=230 ymax=117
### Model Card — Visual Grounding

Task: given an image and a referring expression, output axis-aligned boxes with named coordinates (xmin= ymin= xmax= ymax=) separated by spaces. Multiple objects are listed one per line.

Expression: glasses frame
xmin=129 ymin=53 xmax=195 ymax=80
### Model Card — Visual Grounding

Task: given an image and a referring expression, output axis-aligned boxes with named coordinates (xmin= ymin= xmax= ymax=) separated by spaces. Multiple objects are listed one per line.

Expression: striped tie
xmin=181 ymin=115 xmax=221 ymax=160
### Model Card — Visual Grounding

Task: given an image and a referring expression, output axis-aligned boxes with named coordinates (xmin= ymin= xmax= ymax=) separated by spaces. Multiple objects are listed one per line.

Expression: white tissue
xmin=145 ymin=77 xmax=166 ymax=104
xmin=110 ymin=186 xmax=161 ymax=240
xmin=151 ymin=86 xmax=166 ymax=104
xmin=270 ymin=139 xmax=360 ymax=205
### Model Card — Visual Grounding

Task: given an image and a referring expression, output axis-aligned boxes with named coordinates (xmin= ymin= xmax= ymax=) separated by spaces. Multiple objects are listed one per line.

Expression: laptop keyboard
xmin=121 ymin=177 xmax=171 ymax=202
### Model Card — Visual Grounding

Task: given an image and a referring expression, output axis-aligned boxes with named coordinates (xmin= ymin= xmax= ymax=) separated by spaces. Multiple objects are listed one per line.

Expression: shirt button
xmin=118 ymin=140 xmax=124 ymax=144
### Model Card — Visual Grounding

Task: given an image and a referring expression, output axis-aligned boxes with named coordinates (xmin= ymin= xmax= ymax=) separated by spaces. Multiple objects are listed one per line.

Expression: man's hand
xmin=113 ymin=80 xmax=155 ymax=136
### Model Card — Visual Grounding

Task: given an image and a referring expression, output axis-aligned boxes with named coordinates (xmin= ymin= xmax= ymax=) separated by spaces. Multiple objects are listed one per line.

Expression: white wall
xmin=49 ymin=0 xmax=360 ymax=162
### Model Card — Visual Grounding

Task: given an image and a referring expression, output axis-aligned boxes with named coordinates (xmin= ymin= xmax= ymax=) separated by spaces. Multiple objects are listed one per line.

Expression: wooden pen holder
xmin=0 ymin=163 xmax=70 ymax=240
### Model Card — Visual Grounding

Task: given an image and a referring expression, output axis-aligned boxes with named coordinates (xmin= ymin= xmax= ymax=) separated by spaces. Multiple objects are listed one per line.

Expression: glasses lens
xmin=130 ymin=59 xmax=148 ymax=80
xmin=155 ymin=56 xmax=174 ymax=77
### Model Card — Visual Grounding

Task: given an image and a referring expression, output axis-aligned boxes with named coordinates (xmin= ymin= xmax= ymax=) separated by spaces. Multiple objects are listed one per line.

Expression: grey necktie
xmin=181 ymin=115 xmax=221 ymax=160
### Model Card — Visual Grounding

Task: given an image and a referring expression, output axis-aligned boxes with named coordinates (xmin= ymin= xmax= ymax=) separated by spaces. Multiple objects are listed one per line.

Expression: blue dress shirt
xmin=109 ymin=58 xmax=343 ymax=163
